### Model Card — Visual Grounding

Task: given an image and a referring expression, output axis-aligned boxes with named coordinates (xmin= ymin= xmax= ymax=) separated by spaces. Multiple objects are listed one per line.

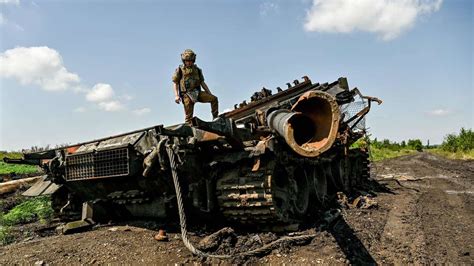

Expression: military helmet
xmin=181 ymin=49 xmax=196 ymax=62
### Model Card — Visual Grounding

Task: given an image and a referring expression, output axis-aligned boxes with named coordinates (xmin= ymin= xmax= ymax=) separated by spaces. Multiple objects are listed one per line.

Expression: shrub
xmin=407 ymin=139 xmax=423 ymax=152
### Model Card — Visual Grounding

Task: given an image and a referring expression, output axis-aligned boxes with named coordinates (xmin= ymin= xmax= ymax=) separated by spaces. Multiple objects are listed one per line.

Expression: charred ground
xmin=0 ymin=152 xmax=472 ymax=264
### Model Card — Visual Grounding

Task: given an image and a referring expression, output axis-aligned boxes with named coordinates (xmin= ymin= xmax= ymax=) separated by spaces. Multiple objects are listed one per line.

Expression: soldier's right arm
xmin=172 ymin=67 xmax=182 ymax=104
xmin=173 ymin=83 xmax=180 ymax=104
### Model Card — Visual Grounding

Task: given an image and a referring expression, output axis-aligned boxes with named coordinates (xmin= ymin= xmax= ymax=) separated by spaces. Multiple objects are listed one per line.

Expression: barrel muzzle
xmin=267 ymin=91 xmax=340 ymax=157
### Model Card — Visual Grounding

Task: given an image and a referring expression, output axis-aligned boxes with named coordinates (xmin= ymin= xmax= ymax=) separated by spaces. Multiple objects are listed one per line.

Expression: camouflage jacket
xmin=172 ymin=64 xmax=204 ymax=92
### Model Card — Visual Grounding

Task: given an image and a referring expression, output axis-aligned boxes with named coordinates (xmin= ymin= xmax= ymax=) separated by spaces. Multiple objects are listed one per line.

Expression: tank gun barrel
xmin=3 ymin=157 xmax=40 ymax=165
xmin=3 ymin=149 xmax=57 ymax=166
xmin=267 ymin=90 xmax=341 ymax=157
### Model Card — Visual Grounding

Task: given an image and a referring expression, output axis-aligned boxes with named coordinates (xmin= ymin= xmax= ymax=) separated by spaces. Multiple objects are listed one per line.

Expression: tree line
xmin=369 ymin=138 xmax=424 ymax=151
xmin=369 ymin=128 xmax=473 ymax=153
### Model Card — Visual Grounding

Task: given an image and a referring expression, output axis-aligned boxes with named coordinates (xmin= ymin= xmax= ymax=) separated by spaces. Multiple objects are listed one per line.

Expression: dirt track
xmin=0 ymin=152 xmax=473 ymax=264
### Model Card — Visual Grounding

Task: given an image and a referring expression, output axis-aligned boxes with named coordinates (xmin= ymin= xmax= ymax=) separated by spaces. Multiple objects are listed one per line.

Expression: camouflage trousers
xmin=183 ymin=91 xmax=219 ymax=124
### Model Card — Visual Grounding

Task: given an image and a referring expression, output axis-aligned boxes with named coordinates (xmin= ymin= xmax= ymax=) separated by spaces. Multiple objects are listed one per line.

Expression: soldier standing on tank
xmin=172 ymin=49 xmax=219 ymax=125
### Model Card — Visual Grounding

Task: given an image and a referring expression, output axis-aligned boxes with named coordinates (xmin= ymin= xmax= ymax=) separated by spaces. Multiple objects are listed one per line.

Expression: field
xmin=369 ymin=146 xmax=418 ymax=161
xmin=428 ymin=148 xmax=474 ymax=160
xmin=0 ymin=152 xmax=472 ymax=264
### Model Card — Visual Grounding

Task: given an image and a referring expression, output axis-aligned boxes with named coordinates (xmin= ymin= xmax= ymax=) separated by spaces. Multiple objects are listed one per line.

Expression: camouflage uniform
xmin=172 ymin=53 xmax=218 ymax=124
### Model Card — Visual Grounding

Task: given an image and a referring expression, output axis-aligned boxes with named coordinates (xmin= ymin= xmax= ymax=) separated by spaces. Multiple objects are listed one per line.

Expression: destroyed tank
xmin=5 ymin=76 xmax=381 ymax=229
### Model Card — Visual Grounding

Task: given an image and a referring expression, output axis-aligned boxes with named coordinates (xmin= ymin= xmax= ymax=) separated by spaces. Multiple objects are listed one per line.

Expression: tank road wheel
xmin=310 ymin=165 xmax=328 ymax=205
xmin=272 ymin=164 xmax=310 ymax=221
xmin=291 ymin=166 xmax=310 ymax=216
xmin=321 ymin=161 xmax=337 ymax=192
xmin=330 ymin=158 xmax=347 ymax=191
xmin=332 ymin=157 xmax=351 ymax=192
xmin=352 ymin=155 xmax=363 ymax=185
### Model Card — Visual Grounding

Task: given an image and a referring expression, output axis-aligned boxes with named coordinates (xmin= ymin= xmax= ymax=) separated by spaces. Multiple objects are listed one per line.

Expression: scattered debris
xmin=60 ymin=220 xmax=94 ymax=235
xmin=337 ymin=192 xmax=378 ymax=209
xmin=108 ymin=226 xmax=132 ymax=232
xmin=379 ymin=174 xmax=419 ymax=181
xmin=352 ymin=196 xmax=378 ymax=209
xmin=337 ymin=192 xmax=350 ymax=208
xmin=197 ymin=227 xmax=236 ymax=251
xmin=444 ymin=190 xmax=474 ymax=195
xmin=0 ymin=176 xmax=42 ymax=195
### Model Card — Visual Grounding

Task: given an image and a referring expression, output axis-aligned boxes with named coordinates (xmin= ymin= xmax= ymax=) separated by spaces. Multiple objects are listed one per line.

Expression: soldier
xmin=172 ymin=49 xmax=219 ymax=125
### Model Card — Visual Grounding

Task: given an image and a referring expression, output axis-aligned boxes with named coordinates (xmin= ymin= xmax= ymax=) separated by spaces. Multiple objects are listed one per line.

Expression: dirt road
xmin=0 ymin=152 xmax=472 ymax=264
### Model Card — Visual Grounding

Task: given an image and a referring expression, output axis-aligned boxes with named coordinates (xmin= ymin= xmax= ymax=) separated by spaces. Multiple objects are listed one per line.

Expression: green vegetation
xmin=356 ymin=128 xmax=474 ymax=161
xmin=0 ymin=152 xmax=23 ymax=161
xmin=352 ymin=137 xmax=422 ymax=161
xmin=0 ymin=226 xmax=13 ymax=245
xmin=429 ymin=149 xmax=474 ymax=160
xmin=0 ymin=162 xmax=40 ymax=175
xmin=0 ymin=196 xmax=53 ymax=245
xmin=440 ymin=128 xmax=474 ymax=153
xmin=369 ymin=147 xmax=417 ymax=161
xmin=1 ymin=196 xmax=53 ymax=226
xmin=0 ymin=151 xmax=40 ymax=175
xmin=428 ymin=128 xmax=474 ymax=160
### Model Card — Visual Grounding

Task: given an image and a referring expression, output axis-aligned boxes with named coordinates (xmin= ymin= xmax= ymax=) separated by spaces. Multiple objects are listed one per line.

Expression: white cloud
xmin=0 ymin=46 xmax=80 ymax=91
xmin=98 ymin=101 xmax=124 ymax=112
xmin=304 ymin=0 xmax=443 ymax=40
xmin=132 ymin=108 xmax=151 ymax=116
xmin=427 ymin=108 xmax=452 ymax=116
xmin=85 ymin=83 xmax=126 ymax=112
xmin=0 ymin=13 xmax=5 ymax=25
xmin=0 ymin=0 xmax=20 ymax=5
xmin=260 ymin=2 xmax=279 ymax=16
xmin=86 ymin=83 xmax=114 ymax=102
xmin=0 ymin=46 xmax=136 ymax=114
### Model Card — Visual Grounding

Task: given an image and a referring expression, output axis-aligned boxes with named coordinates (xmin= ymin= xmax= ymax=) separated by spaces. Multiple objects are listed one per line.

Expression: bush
xmin=407 ymin=139 xmax=423 ymax=152
xmin=441 ymin=128 xmax=474 ymax=152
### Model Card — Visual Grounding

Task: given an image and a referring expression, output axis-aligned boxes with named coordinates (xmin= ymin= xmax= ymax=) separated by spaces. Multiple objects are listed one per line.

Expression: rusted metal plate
xmin=22 ymin=176 xmax=61 ymax=197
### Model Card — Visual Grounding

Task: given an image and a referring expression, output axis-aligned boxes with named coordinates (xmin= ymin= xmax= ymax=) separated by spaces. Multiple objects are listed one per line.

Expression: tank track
xmin=216 ymin=161 xmax=278 ymax=225
xmin=216 ymin=148 xmax=370 ymax=227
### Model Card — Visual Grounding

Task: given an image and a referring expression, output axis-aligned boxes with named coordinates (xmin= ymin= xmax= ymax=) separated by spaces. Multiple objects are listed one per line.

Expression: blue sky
xmin=0 ymin=0 xmax=472 ymax=150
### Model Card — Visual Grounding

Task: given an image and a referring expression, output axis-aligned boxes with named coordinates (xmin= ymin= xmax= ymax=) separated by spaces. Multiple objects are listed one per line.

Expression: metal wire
xmin=165 ymin=142 xmax=317 ymax=259
xmin=340 ymin=98 xmax=368 ymax=131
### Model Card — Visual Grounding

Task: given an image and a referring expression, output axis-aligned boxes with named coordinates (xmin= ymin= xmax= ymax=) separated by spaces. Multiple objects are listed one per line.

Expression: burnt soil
xmin=0 ymin=152 xmax=473 ymax=264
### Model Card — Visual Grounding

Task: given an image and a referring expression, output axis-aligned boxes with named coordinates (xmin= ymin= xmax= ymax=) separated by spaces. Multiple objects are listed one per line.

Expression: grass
xmin=1 ymin=196 xmax=53 ymax=226
xmin=428 ymin=148 xmax=474 ymax=160
xmin=0 ymin=226 xmax=13 ymax=245
xmin=368 ymin=147 xmax=418 ymax=162
xmin=0 ymin=196 xmax=53 ymax=245
xmin=0 ymin=152 xmax=40 ymax=175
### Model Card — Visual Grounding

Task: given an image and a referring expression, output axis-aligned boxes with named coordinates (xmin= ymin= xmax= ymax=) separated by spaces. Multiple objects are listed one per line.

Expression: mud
xmin=0 ymin=152 xmax=472 ymax=264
